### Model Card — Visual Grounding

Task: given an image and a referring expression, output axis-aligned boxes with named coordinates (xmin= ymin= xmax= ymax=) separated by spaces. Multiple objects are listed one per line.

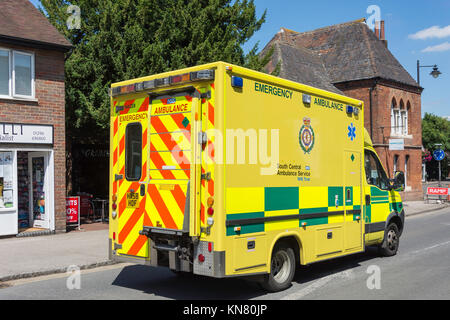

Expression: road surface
xmin=1 ymin=207 xmax=449 ymax=300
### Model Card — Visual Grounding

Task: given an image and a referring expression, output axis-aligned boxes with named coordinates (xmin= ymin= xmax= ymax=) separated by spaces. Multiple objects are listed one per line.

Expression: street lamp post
xmin=417 ymin=60 xmax=442 ymax=86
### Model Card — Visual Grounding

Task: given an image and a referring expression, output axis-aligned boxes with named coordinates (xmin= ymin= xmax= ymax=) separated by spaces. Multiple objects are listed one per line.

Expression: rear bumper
xmin=109 ymin=238 xmax=226 ymax=278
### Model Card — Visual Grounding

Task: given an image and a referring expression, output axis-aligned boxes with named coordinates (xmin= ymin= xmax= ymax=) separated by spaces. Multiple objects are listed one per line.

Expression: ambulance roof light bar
xmin=111 ymin=69 xmax=215 ymax=97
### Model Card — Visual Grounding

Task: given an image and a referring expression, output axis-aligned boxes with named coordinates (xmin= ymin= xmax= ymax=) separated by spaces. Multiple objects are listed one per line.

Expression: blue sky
xmin=30 ymin=0 xmax=449 ymax=117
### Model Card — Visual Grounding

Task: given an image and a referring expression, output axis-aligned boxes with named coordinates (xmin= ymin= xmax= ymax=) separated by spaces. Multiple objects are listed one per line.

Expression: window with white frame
xmin=390 ymin=99 xmax=408 ymax=136
xmin=391 ymin=99 xmax=398 ymax=135
xmin=0 ymin=48 xmax=35 ymax=99
xmin=401 ymin=110 xmax=408 ymax=135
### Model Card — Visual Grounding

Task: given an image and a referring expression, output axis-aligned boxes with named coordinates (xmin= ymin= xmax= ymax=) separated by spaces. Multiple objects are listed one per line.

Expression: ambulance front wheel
xmin=260 ymin=243 xmax=296 ymax=292
xmin=379 ymin=222 xmax=400 ymax=257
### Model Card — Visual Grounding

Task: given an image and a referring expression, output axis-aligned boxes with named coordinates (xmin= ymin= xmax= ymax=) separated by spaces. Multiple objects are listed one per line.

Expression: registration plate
xmin=126 ymin=192 xmax=139 ymax=208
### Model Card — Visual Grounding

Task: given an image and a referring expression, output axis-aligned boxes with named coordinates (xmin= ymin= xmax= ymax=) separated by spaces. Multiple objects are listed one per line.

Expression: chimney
xmin=374 ymin=21 xmax=380 ymax=39
xmin=380 ymin=20 xmax=388 ymax=47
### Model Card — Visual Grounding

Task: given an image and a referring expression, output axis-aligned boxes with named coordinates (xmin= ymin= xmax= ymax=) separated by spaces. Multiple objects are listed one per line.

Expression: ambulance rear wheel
xmin=260 ymin=243 xmax=295 ymax=292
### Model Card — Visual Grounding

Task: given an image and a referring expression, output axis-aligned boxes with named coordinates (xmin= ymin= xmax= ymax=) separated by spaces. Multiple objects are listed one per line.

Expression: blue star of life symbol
xmin=348 ymin=123 xmax=356 ymax=141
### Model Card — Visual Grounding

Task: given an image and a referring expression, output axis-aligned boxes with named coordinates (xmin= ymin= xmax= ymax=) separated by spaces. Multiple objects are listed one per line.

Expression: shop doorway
xmin=16 ymin=151 xmax=53 ymax=233
xmin=0 ymin=149 xmax=54 ymax=236
xmin=28 ymin=152 xmax=50 ymax=229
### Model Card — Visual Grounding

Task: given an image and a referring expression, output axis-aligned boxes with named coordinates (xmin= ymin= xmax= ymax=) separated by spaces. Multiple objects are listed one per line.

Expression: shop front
xmin=0 ymin=123 xmax=55 ymax=236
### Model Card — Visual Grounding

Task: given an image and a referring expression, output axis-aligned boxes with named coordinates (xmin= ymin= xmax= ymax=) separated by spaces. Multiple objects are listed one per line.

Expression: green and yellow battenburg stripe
xmin=225 ymin=186 xmax=402 ymax=236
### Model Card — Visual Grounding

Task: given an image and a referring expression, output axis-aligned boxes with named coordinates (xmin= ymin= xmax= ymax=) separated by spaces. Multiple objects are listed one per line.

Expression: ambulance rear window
xmin=125 ymin=123 xmax=142 ymax=181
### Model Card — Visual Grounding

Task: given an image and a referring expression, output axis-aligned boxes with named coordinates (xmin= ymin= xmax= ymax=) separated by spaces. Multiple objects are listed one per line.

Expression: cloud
xmin=422 ymin=42 xmax=450 ymax=53
xmin=409 ymin=25 xmax=450 ymax=40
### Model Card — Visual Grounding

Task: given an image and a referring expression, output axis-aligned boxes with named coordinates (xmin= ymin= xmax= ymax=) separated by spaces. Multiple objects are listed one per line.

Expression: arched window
xmin=391 ymin=98 xmax=398 ymax=135
xmin=398 ymin=100 xmax=405 ymax=135
xmin=400 ymin=100 xmax=408 ymax=135
xmin=405 ymin=101 xmax=411 ymax=135
xmin=391 ymin=98 xmax=408 ymax=136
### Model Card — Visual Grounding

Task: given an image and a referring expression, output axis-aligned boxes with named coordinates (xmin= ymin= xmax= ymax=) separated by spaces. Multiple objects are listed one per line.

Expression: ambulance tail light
xmin=111 ymin=84 xmax=135 ymax=96
xmin=198 ymin=254 xmax=205 ymax=263
xmin=190 ymin=70 xmax=215 ymax=81
xmin=111 ymin=194 xmax=118 ymax=219
xmin=207 ymin=197 xmax=214 ymax=216
xmin=111 ymin=69 xmax=215 ymax=97
xmin=143 ymin=80 xmax=156 ymax=90
xmin=155 ymin=77 xmax=170 ymax=87
xmin=170 ymin=73 xmax=190 ymax=84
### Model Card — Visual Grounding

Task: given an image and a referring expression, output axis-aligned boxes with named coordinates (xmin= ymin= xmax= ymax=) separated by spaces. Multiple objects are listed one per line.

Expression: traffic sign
xmin=433 ymin=149 xmax=445 ymax=161
xmin=427 ymin=187 xmax=449 ymax=196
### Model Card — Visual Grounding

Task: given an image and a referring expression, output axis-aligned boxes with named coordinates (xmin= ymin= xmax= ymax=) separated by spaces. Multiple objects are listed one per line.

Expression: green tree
xmin=39 ymin=0 xmax=272 ymax=143
xmin=422 ymin=113 xmax=450 ymax=180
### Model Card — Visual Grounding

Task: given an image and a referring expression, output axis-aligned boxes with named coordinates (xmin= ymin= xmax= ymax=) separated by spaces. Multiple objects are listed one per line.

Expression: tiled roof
xmin=264 ymin=19 xmax=419 ymax=90
xmin=264 ymin=41 xmax=343 ymax=94
xmin=0 ymin=0 xmax=72 ymax=50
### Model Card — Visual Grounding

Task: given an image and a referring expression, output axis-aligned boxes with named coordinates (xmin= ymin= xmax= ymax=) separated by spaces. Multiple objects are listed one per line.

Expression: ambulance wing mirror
xmin=391 ymin=171 xmax=405 ymax=192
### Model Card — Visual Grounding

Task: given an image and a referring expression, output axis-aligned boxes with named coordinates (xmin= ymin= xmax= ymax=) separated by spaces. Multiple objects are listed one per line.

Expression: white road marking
xmin=409 ymin=240 xmax=450 ymax=256
xmin=281 ymin=269 xmax=354 ymax=300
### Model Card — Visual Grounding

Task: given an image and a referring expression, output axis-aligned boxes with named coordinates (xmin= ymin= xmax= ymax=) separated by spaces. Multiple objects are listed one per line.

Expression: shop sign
xmin=0 ymin=123 xmax=53 ymax=145
xmin=66 ymin=196 xmax=80 ymax=228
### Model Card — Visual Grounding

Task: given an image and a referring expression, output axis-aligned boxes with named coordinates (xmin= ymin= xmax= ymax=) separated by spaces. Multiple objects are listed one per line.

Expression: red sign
xmin=427 ymin=187 xmax=449 ymax=196
xmin=66 ymin=196 xmax=80 ymax=224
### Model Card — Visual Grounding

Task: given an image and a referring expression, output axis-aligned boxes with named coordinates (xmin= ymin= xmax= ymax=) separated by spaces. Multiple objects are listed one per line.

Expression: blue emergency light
xmin=231 ymin=76 xmax=243 ymax=88
xmin=346 ymin=105 xmax=354 ymax=114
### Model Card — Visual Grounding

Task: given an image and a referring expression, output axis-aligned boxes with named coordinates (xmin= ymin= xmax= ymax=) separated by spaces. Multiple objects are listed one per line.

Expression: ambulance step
xmin=153 ymin=243 xmax=180 ymax=253
xmin=140 ymin=226 xmax=185 ymax=237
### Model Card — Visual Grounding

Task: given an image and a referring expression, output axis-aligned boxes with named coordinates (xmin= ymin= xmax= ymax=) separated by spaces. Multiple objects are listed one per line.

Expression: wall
xmin=0 ymin=42 xmax=66 ymax=232
xmin=336 ymin=79 xmax=424 ymax=201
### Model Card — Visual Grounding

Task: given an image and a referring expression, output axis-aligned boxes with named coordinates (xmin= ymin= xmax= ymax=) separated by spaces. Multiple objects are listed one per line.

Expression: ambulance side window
xmin=125 ymin=123 xmax=142 ymax=181
xmin=364 ymin=150 xmax=389 ymax=190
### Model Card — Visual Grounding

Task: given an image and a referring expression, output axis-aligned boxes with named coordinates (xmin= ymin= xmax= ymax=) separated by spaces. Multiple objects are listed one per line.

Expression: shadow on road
xmin=111 ymin=265 xmax=265 ymax=299
xmin=291 ymin=247 xmax=381 ymax=286
xmin=111 ymin=247 xmax=382 ymax=300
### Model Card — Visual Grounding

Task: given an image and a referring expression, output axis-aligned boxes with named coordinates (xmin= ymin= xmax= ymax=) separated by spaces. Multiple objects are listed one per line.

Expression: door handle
xmin=140 ymin=184 xmax=146 ymax=197
xmin=365 ymin=195 xmax=371 ymax=205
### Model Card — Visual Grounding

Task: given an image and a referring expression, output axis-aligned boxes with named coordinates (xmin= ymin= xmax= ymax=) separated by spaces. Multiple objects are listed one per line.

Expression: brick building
xmin=0 ymin=0 xmax=72 ymax=236
xmin=263 ymin=19 xmax=423 ymax=200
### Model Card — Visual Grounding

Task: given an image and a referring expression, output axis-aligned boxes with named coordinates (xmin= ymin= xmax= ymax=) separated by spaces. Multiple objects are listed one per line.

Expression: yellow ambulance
xmin=109 ymin=62 xmax=406 ymax=292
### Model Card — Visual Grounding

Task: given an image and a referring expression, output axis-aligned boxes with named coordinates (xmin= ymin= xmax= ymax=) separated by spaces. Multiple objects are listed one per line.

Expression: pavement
xmin=403 ymin=200 xmax=450 ymax=216
xmin=0 ymin=223 xmax=113 ymax=282
xmin=0 ymin=200 xmax=449 ymax=283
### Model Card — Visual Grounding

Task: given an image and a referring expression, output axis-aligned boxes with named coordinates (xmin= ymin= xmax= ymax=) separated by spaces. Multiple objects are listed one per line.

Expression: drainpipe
xmin=368 ymin=79 xmax=378 ymax=139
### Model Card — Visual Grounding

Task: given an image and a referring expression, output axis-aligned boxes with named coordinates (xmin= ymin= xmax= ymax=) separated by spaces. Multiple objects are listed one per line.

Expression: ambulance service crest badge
xmin=299 ymin=117 xmax=315 ymax=154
